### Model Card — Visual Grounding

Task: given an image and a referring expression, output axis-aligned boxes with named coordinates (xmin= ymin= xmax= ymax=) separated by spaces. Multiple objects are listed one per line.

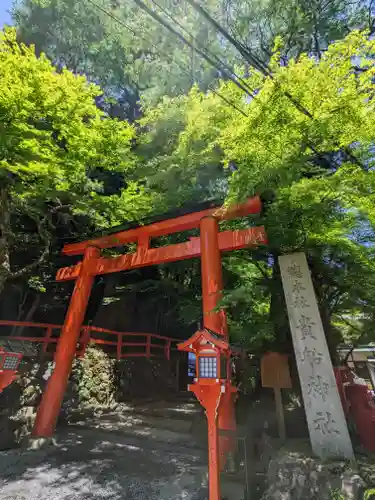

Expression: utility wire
xmin=132 ymin=0 xmax=315 ymax=125
xmin=185 ymin=0 xmax=364 ymax=167
xmin=89 ymin=0 xmax=359 ymax=168
xmin=126 ymin=0 xmax=343 ymax=165
xmin=86 ymin=0 xmax=248 ymax=117
xmin=209 ymin=87 xmax=248 ymax=116
xmin=149 ymin=0 xmax=255 ymax=97
xmin=130 ymin=0 xmax=254 ymax=98
xmin=185 ymin=0 xmax=271 ymax=76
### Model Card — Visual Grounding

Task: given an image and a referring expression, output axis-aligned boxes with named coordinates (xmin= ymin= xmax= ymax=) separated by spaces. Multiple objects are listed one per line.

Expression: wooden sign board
xmin=261 ymin=352 xmax=292 ymax=389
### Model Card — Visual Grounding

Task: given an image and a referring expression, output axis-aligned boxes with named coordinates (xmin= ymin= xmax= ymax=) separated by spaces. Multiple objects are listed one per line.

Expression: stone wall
xmin=0 ymin=360 xmax=51 ymax=449
xmin=261 ymin=448 xmax=366 ymax=500
xmin=115 ymin=356 xmax=181 ymax=401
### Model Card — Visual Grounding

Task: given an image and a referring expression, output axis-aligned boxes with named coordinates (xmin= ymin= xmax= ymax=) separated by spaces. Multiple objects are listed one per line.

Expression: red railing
xmin=0 ymin=320 xmax=180 ymax=360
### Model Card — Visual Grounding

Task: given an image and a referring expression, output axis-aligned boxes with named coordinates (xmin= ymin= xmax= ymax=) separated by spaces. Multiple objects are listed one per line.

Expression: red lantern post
xmin=178 ymin=329 xmax=236 ymax=500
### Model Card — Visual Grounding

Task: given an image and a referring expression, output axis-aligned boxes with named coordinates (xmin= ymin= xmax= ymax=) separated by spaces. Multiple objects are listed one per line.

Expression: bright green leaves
xmin=0 ymin=27 xmax=144 ymax=218
xmin=0 ymin=27 xmax=153 ymax=292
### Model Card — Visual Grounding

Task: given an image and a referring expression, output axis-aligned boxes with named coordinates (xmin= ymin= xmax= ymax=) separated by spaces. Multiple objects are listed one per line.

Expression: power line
xmin=209 ymin=87 xmax=248 ymax=117
xmin=88 ymin=0 xmax=139 ymax=37
xmin=185 ymin=0 xmax=364 ymax=167
xmin=149 ymin=0 xmax=255 ymax=97
xmin=185 ymin=0 xmax=271 ymax=77
xmin=112 ymin=0 xmax=343 ymax=166
xmin=85 ymin=0 xmax=248 ymax=117
xmin=89 ymin=0 xmax=362 ymax=170
xmin=130 ymin=0 xmax=254 ymax=98
xmin=183 ymin=1 xmax=317 ymax=122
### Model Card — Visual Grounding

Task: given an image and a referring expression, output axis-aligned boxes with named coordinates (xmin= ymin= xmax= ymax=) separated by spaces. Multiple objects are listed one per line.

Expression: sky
xmin=0 ymin=0 xmax=13 ymax=27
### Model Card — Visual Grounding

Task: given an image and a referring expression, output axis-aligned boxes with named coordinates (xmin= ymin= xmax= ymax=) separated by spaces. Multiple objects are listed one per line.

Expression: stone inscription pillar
xmin=279 ymin=252 xmax=354 ymax=460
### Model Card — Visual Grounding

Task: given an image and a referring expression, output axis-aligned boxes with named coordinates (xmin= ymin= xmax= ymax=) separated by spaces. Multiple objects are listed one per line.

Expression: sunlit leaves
xmin=0 ymin=27 xmax=152 ymax=290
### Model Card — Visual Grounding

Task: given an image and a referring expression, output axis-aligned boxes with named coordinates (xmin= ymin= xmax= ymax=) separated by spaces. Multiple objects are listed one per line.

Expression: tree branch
xmin=0 ymin=186 xmax=12 ymax=281
xmin=10 ymin=203 xmax=70 ymax=280
xmin=252 ymin=259 xmax=271 ymax=281
xmin=340 ymin=315 xmax=366 ymax=364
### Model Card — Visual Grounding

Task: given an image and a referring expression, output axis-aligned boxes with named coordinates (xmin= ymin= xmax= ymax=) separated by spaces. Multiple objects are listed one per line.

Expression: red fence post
xmin=146 ymin=335 xmax=151 ymax=358
xmin=43 ymin=327 xmax=53 ymax=354
xmin=117 ymin=334 xmax=123 ymax=360
xmin=33 ymin=246 xmax=100 ymax=438
xmin=165 ymin=339 xmax=172 ymax=361
xmin=78 ymin=326 xmax=91 ymax=358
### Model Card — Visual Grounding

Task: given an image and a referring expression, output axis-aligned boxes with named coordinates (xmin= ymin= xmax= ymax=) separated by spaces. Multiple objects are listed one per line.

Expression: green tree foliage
xmin=138 ymin=31 xmax=375 ymax=351
xmin=224 ymin=0 xmax=374 ymax=60
xmin=0 ymin=28 xmax=152 ymax=295
xmin=13 ymin=0 xmax=233 ymax=113
xmin=13 ymin=0 xmax=374 ymax=119
xmin=136 ymin=91 xmax=229 ymax=208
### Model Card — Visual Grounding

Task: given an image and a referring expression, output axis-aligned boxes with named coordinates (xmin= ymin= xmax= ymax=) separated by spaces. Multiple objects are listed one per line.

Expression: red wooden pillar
xmin=146 ymin=335 xmax=151 ymax=358
xmin=33 ymin=246 xmax=100 ymax=437
xmin=200 ymin=216 xmax=228 ymax=339
xmin=165 ymin=339 xmax=172 ymax=361
xmin=200 ymin=216 xmax=237 ymax=470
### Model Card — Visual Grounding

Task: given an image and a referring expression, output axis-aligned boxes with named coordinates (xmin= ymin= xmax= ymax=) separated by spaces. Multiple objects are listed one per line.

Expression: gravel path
xmin=0 ymin=426 xmax=208 ymax=500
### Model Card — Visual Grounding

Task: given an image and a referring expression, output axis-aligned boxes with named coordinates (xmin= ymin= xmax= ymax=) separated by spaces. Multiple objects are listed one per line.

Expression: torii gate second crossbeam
xmin=32 ymin=196 xmax=267 ymax=438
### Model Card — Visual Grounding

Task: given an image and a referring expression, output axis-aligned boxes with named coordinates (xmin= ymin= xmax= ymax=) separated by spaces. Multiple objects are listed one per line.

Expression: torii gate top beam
xmin=56 ymin=196 xmax=266 ymax=282
xmin=62 ymin=196 xmax=262 ymax=256
xmin=56 ymin=226 xmax=267 ymax=281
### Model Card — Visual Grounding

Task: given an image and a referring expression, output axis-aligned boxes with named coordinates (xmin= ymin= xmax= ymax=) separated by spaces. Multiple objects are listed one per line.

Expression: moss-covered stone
xmin=63 ymin=344 xmax=116 ymax=414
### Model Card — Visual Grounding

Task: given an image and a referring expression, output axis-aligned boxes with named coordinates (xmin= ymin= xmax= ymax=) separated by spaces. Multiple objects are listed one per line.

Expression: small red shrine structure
xmin=0 ymin=347 xmax=22 ymax=394
xmin=335 ymin=367 xmax=375 ymax=452
xmin=31 ymin=195 xmax=267 ymax=495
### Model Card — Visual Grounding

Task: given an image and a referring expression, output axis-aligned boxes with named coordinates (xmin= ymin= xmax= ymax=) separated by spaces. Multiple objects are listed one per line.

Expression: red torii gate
xmin=32 ymin=196 xmax=267 ymax=438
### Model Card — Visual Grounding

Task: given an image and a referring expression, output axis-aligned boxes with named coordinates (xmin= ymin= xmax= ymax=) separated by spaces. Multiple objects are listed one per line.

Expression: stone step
xmin=221 ymin=476 xmax=246 ymax=500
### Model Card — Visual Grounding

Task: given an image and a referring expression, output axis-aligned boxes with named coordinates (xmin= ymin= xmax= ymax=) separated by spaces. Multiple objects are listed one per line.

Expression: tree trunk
xmin=11 ymin=293 xmax=41 ymax=337
xmin=318 ymin=300 xmax=339 ymax=365
xmin=0 ymin=187 xmax=11 ymax=296
xmin=268 ymin=252 xmax=292 ymax=353
xmin=10 ymin=288 xmax=29 ymax=334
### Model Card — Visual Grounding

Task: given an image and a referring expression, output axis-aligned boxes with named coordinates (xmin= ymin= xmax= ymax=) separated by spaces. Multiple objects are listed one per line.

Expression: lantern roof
xmin=0 ymin=346 xmax=22 ymax=357
xmin=177 ymin=328 xmax=231 ymax=353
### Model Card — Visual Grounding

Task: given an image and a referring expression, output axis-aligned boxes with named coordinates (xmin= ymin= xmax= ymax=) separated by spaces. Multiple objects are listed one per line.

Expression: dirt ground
xmin=0 ymin=425 xmax=208 ymax=500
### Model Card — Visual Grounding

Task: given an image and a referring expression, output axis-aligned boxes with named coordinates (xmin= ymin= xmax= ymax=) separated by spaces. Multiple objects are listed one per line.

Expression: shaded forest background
xmin=0 ymin=0 xmax=374 ymax=355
